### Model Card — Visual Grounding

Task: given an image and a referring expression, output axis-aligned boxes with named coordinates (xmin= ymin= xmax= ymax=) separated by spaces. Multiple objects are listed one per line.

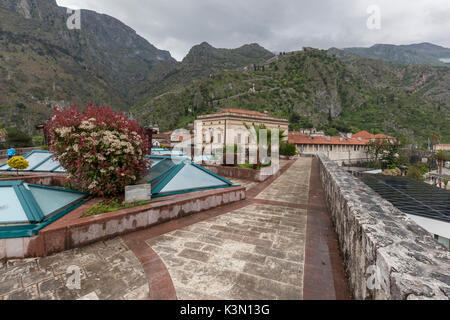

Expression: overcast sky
xmin=56 ymin=0 xmax=450 ymax=61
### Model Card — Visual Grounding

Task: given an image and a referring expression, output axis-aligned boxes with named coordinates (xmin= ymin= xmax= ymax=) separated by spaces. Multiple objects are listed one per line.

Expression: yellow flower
xmin=7 ymin=156 xmax=29 ymax=171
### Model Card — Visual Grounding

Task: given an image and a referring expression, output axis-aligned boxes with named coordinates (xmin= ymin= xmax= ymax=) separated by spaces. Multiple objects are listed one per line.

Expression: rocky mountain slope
xmin=0 ymin=0 xmax=274 ymax=134
xmin=0 ymin=0 xmax=175 ymax=132
xmin=338 ymin=43 xmax=450 ymax=67
xmin=0 ymin=1 xmax=448 ymax=145
xmin=132 ymin=48 xmax=450 ymax=143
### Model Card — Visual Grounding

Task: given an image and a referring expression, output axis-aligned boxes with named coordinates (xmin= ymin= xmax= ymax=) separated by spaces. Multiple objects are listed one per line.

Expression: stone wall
xmin=0 ymin=186 xmax=246 ymax=261
xmin=317 ymin=154 xmax=450 ymax=300
xmin=0 ymin=174 xmax=67 ymax=187
xmin=202 ymin=165 xmax=271 ymax=182
xmin=0 ymin=147 xmax=40 ymax=159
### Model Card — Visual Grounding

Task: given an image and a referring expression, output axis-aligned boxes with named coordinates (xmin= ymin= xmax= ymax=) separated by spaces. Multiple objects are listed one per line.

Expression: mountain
xmin=339 ymin=43 xmax=450 ymax=67
xmin=0 ymin=0 xmax=274 ymax=134
xmin=0 ymin=0 xmax=175 ymax=132
xmin=132 ymin=42 xmax=275 ymax=101
xmin=132 ymin=48 xmax=450 ymax=144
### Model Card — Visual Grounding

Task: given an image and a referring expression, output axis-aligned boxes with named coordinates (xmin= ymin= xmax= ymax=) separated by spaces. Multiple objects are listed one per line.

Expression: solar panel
xmin=362 ymin=175 xmax=450 ymax=223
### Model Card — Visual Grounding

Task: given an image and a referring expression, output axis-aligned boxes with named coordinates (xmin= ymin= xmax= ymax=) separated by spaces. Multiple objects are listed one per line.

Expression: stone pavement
xmin=142 ymin=158 xmax=312 ymax=300
xmin=0 ymin=157 xmax=349 ymax=300
xmin=0 ymin=238 xmax=149 ymax=300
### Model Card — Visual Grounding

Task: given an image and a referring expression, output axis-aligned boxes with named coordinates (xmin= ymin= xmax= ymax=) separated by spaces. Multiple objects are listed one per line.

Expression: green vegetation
xmin=406 ymin=164 xmax=428 ymax=181
xmin=83 ymin=199 xmax=150 ymax=217
xmin=2 ymin=127 xmax=32 ymax=148
xmin=280 ymin=141 xmax=297 ymax=156
xmin=133 ymin=49 xmax=450 ymax=145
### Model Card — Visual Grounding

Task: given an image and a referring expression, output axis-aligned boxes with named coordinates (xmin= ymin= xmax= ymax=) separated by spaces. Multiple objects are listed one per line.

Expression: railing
xmin=0 ymin=147 xmax=40 ymax=159
xmin=317 ymin=153 xmax=450 ymax=300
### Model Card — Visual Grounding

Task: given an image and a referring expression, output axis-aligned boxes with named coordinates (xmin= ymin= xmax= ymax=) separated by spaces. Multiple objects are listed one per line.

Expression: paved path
xmin=123 ymin=157 xmax=349 ymax=300
xmin=0 ymin=158 xmax=349 ymax=300
xmin=0 ymin=239 xmax=148 ymax=300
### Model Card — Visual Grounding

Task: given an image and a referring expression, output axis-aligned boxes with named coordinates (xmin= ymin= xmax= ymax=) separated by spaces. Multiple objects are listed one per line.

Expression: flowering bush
xmin=7 ymin=156 xmax=29 ymax=175
xmin=46 ymin=102 xmax=150 ymax=197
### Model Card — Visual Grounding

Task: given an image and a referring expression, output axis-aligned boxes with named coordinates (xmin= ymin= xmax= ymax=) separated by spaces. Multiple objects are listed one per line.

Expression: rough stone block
xmin=125 ymin=184 xmax=151 ymax=203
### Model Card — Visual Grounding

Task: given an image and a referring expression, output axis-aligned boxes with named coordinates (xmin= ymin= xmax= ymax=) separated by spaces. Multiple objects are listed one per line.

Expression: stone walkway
xmin=0 ymin=238 xmax=148 ymax=300
xmin=148 ymin=203 xmax=307 ymax=300
xmin=0 ymin=157 xmax=349 ymax=300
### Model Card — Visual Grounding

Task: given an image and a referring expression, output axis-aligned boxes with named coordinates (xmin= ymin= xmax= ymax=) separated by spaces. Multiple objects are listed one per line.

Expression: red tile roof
xmin=353 ymin=131 xmax=375 ymax=139
xmin=289 ymin=132 xmax=367 ymax=145
xmin=219 ymin=109 xmax=267 ymax=117
xmin=353 ymin=131 xmax=395 ymax=140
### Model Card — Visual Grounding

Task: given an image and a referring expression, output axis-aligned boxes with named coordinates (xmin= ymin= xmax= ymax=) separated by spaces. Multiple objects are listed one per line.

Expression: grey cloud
xmin=57 ymin=0 xmax=450 ymax=61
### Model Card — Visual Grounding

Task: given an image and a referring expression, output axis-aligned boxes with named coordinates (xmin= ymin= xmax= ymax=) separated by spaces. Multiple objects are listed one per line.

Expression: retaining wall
xmin=0 ymin=186 xmax=246 ymax=260
xmin=317 ymin=154 xmax=450 ymax=300
xmin=0 ymin=147 xmax=40 ymax=159
xmin=202 ymin=165 xmax=271 ymax=182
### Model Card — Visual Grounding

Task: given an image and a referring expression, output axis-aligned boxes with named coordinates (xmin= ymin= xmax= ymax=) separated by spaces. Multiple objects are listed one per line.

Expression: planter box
xmin=202 ymin=164 xmax=276 ymax=182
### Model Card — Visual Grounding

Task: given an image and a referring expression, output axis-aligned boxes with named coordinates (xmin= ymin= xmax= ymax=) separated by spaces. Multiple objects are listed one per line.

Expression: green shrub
xmin=406 ymin=165 xmax=425 ymax=181
xmin=280 ymin=142 xmax=297 ymax=156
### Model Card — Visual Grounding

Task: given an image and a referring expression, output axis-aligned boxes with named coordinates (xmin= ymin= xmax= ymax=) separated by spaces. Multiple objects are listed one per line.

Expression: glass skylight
xmin=160 ymin=163 xmax=228 ymax=194
xmin=146 ymin=156 xmax=235 ymax=197
xmin=0 ymin=181 xmax=87 ymax=238
xmin=0 ymin=187 xmax=29 ymax=224
xmin=29 ymin=185 xmax=85 ymax=218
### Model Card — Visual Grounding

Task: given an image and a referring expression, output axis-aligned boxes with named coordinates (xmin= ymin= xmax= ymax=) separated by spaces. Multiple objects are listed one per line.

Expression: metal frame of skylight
xmin=0 ymin=150 xmax=65 ymax=173
xmin=0 ymin=181 xmax=88 ymax=239
xmin=147 ymin=156 xmax=236 ymax=198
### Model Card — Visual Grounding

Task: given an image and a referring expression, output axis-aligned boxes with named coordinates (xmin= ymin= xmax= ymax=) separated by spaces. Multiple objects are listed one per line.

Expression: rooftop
xmin=198 ymin=108 xmax=289 ymax=122
xmin=289 ymin=132 xmax=367 ymax=145
xmin=289 ymin=131 xmax=395 ymax=145
xmin=0 ymin=157 xmax=350 ymax=300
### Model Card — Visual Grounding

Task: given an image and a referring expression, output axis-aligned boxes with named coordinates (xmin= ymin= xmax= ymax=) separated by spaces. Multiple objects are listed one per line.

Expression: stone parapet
xmin=317 ymin=153 xmax=450 ymax=300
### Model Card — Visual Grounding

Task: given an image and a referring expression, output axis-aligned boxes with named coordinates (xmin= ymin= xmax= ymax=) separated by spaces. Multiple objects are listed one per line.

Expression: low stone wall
xmin=202 ymin=165 xmax=270 ymax=182
xmin=317 ymin=154 xmax=450 ymax=300
xmin=0 ymin=173 xmax=68 ymax=187
xmin=0 ymin=186 xmax=246 ymax=260
xmin=0 ymin=147 xmax=40 ymax=159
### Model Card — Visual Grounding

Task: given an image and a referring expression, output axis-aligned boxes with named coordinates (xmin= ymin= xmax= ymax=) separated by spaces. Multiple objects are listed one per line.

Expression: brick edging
xmin=303 ymin=157 xmax=350 ymax=300
xmin=122 ymin=238 xmax=177 ymax=300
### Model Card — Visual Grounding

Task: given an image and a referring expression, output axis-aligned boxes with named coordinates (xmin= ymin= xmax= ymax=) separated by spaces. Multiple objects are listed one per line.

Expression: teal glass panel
xmin=160 ymin=164 xmax=228 ymax=193
xmin=54 ymin=166 xmax=67 ymax=173
xmin=29 ymin=186 xmax=84 ymax=217
xmin=144 ymin=159 xmax=177 ymax=182
xmin=33 ymin=158 xmax=60 ymax=172
xmin=150 ymin=158 xmax=162 ymax=167
xmin=0 ymin=187 xmax=30 ymax=224
xmin=22 ymin=152 xmax=51 ymax=171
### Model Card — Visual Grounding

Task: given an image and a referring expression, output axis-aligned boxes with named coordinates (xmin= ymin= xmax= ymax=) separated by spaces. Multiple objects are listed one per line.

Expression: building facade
xmin=434 ymin=144 xmax=450 ymax=152
xmin=195 ymin=109 xmax=289 ymax=148
xmin=289 ymin=130 xmax=395 ymax=165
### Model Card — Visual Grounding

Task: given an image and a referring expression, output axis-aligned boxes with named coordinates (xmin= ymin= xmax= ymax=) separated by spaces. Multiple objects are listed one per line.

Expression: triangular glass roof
xmin=0 ymin=181 xmax=87 ymax=238
xmin=0 ymin=150 xmax=67 ymax=173
xmin=145 ymin=156 xmax=235 ymax=197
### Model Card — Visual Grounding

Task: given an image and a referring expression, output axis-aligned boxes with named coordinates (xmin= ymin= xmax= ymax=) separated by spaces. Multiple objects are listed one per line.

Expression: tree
xmin=406 ymin=165 xmax=425 ymax=181
xmin=434 ymin=150 xmax=449 ymax=179
xmin=244 ymin=123 xmax=286 ymax=169
xmin=7 ymin=156 xmax=29 ymax=175
xmin=5 ymin=127 xmax=33 ymax=148
xmin=46 ymin=102 xmax=150 ymax=197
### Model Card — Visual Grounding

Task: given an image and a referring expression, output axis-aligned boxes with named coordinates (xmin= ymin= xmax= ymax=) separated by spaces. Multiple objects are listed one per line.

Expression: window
xmin=218 ymin=134 xmax=222 ymax=143
xmin=237 ymin=134 xmax=242 ymax=144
